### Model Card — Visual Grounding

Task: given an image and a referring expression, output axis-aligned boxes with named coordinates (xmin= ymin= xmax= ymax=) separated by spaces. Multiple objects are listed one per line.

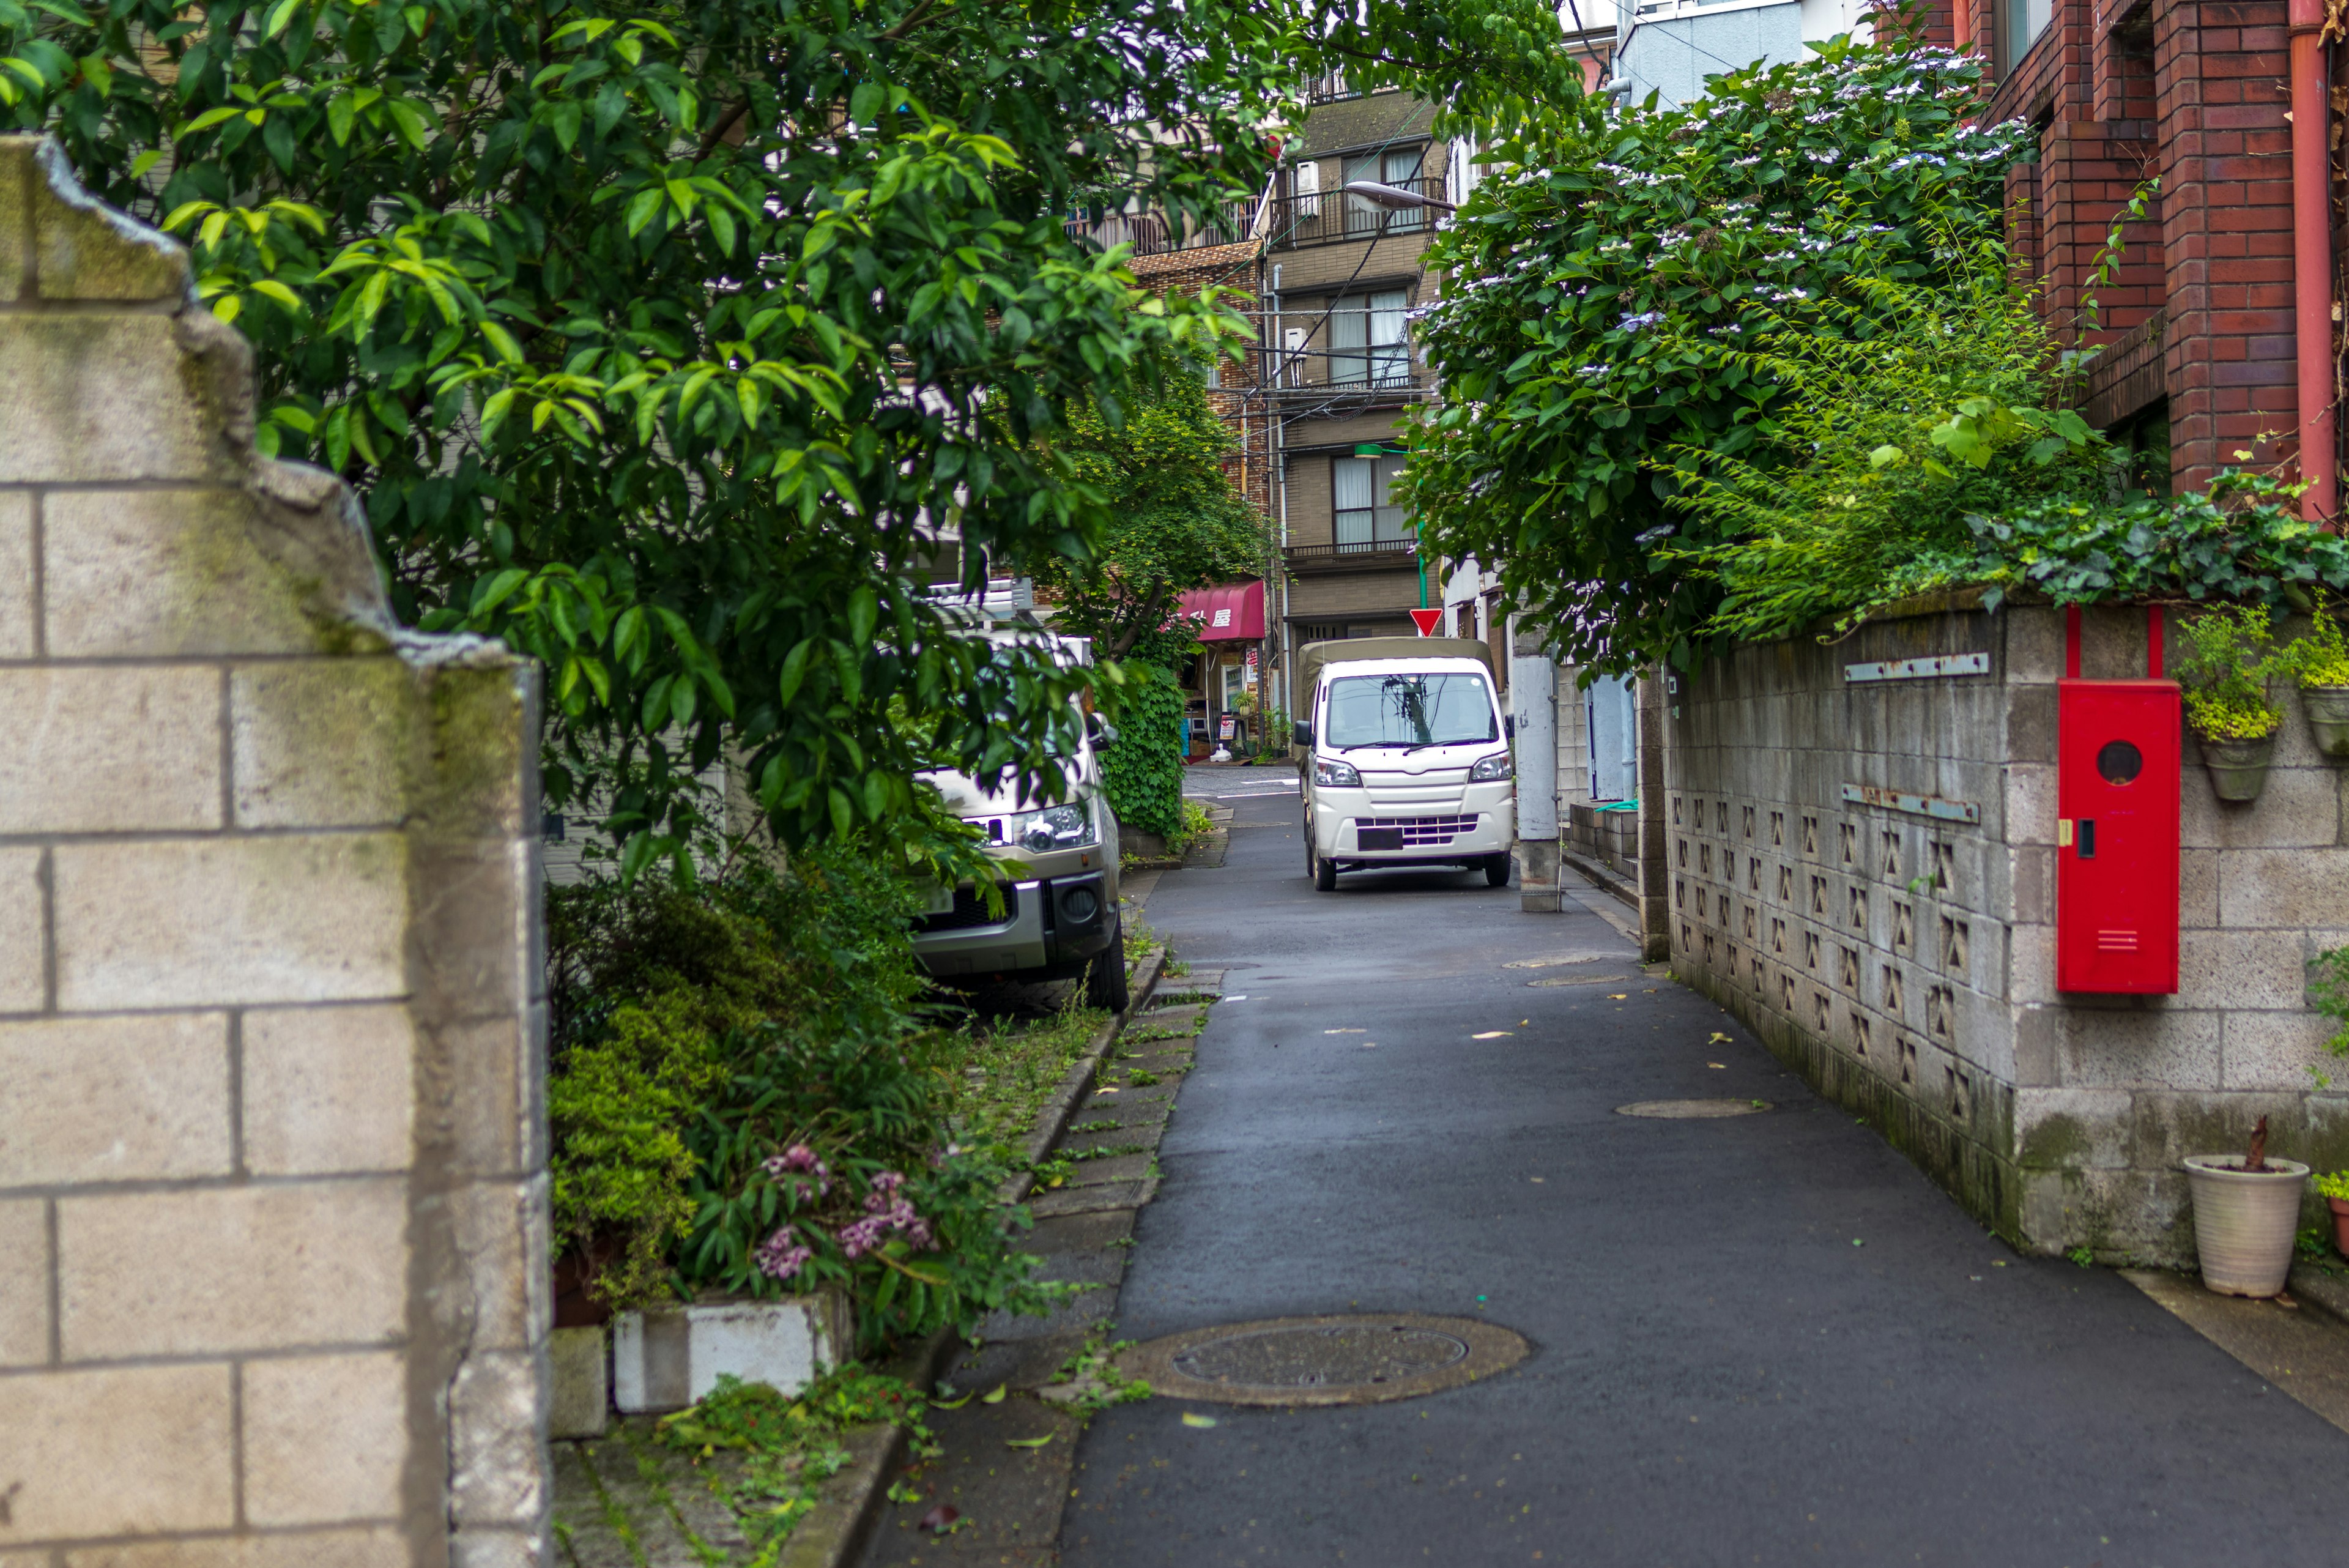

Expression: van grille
xmin=919 ymin=884 xmax=1017 ymax=932
xmin=1359 ymin=814 xmax=1481 ymax=847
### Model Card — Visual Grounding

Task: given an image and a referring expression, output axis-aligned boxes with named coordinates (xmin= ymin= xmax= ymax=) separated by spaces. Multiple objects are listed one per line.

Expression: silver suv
xmin=909 ymin=634 xmax=1127 ymax=1009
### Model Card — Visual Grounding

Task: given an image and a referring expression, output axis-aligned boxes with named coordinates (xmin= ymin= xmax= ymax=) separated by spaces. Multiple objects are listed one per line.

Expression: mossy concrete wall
xmin=0 ymin=136 xmax=550 ymax=1565
xmin=1664 ymin=595 xmax=2349 ymax=1263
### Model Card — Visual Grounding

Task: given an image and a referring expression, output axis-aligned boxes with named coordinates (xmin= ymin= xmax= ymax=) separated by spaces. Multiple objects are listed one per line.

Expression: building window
xmin=2003 ymin=0 xmax=2050 ymax=70
xmin=1328 ymin=290 xmax=1409 ymax=387
xmin=1332 ymin=454 xmax=1412 ymax=549
xmin=1344 ymin=147 xmax=1427 ymax=233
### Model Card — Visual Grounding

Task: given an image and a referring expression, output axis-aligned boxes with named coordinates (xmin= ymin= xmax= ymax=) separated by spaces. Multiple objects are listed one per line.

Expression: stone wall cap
xmin=2 ymin=133 xmax=195 ymax=303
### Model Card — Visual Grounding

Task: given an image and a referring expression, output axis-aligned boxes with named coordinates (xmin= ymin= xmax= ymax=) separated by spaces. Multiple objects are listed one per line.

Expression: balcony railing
xmin=1064 ymin=199 xmax=1256 ymax=259
xmin=1282 ymin=538 xmax=1419 ymax=573
xmin=1265 ymin=176 xmax=1443 ymax=250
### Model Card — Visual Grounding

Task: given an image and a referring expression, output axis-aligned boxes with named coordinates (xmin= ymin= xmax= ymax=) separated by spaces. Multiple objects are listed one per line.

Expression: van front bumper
xmin=1310 ymin=785 xmax=1517 ymax=861
xmin=911 ymin=871 xmax=1116 ymax=979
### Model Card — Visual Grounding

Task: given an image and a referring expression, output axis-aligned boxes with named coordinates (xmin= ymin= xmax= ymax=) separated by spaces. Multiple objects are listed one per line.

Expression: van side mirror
xmin=1293 ymin=721 xmax=1314 ymax=748
xmin=1086 ymin=712 xmax=1119 ymax=747
xmin=1504 ymin=715 xmax=1516 ymax=738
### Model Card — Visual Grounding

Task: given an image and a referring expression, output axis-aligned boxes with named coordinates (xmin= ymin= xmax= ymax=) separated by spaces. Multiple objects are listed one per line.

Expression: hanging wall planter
xmin=2287 ymin=596 xmax=2349 ymax=757
xmin=2304 ymin=686 xmax=2349 ymax=757
xmin=2198 ymin=734 xmax=2277 ymax=802
xmin=2173 ymin=606 xmax=2288 ymax=804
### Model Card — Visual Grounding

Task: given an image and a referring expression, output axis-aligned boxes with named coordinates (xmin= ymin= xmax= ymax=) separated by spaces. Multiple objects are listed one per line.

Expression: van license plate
xmin=1356 ymin=828 xmax=1403 ymax=851
xmin=922 ymin=883 xmax=957 ymax=915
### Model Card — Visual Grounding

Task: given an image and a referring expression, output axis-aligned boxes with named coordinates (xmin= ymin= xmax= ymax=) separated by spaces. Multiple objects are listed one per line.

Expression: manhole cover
xmin=1118 ymin=1313 xmax=1529 ymax=1406
xmin=1527 ymin=974 xmax=1630 ymax=987
xmin=1615 ymin=1099 xmax=1771 ymax=1118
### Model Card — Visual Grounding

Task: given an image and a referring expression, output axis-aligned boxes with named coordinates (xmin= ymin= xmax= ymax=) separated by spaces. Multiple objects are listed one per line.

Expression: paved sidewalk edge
xmin=1558 ymin=846 xmax=1639 ymax=914
xmin=785 ymin=943 xmax=1167 ymax=1568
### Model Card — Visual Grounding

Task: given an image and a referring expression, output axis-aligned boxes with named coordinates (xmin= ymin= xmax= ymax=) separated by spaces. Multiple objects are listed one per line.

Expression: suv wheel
xmin=1086 ymin=914 xmax=1130 ymax=1011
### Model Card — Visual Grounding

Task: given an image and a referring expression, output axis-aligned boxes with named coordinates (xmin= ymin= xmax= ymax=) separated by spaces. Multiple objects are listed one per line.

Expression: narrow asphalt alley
xmin=1061 ymin=789 xmax=2349 ymax=1567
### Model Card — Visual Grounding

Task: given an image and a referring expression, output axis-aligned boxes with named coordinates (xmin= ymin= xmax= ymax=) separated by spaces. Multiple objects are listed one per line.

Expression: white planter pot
xmin=2184 ymin=1155 xmax=2309 ymax=1297
xmin=612 ymin=1291 xmax=852 ymax=1413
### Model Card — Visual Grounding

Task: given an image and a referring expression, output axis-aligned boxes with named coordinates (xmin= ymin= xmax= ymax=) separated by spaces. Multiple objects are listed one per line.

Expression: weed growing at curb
xmin=1045 ymin=1328 xmax=1154 ymax=1416
xmin=656 ymin=1369 xmax=938 ymax=1558
xmin=1069 ymin=1143 xmax=1149 ymax=1162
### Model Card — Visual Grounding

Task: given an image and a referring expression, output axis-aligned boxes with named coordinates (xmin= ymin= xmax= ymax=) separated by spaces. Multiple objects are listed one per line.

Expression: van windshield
xmin=1324 ymin=672 xmax=1495 ymax=748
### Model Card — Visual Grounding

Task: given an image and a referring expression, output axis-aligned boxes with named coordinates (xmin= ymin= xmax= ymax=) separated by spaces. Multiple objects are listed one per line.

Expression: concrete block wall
xmin=0 ymin=137 xmax=551 ymax=1565
xmin=1665 ymin=595 xmax=2349 ymax=1261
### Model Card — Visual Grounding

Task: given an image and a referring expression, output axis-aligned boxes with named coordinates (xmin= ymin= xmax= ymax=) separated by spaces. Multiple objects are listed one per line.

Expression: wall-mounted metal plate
xmin=1840 ymin=784 xmax=1981 ymax=824
xmin=1844 ymin=652 xmax=1991 ymax=683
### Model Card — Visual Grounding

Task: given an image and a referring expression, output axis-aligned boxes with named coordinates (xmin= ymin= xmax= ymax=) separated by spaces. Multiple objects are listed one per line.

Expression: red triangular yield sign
xmin=1409 ymin=608 xmax=1444 ymax=636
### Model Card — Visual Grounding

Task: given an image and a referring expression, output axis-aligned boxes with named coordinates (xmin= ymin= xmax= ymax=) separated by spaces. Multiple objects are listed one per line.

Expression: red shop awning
xmin=1173 ymin=579 xmax=1266 ymax=642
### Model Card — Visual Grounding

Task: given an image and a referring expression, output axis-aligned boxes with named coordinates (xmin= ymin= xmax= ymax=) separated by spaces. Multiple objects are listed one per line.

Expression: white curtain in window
xmin=1333 ymin=457 xmax=1375 ymax=544
xmin=1294 ymin=160 xmax=1320 ymax=218
xmin=1368 ymin=290 xmax=1407 ymax=385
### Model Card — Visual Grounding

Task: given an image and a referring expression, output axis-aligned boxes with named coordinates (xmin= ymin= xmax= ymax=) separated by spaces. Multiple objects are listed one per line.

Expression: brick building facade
xmin=1975 ymin=0 xmax=2337 ymax=500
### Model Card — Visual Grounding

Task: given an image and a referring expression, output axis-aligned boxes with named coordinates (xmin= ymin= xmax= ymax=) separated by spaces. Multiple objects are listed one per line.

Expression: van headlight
xmin=998 ymin=803 xmax=1096 ymax=852
xmin=1314 ymin=757 xmax=1362 ymax=787
xmin=1470 ymin=752 xmax=1513 ymax=782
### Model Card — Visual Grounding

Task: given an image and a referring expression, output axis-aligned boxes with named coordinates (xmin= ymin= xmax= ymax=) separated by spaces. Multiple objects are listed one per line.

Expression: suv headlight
xmin=1314 ymin=757 xmax=1362 ymax=787
xmin=1470 ymin=751 xmax=1513 ymax=782
xmin=996 ymin=803 xmax=1096 ymax=853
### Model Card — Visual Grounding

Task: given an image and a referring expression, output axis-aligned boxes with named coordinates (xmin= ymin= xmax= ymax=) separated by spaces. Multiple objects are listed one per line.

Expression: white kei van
xmin=1291 ymin=636 xmax=1516 ymax=891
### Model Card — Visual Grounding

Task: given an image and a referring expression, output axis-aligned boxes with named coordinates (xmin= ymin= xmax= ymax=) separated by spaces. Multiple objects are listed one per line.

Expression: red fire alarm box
xmin=2056 ymin=680 xmax=2180 ymax=994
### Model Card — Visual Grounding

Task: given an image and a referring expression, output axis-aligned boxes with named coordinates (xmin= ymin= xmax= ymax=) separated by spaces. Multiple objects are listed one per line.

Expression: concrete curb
xmin=2290 ymin=1260 xmax=2349 ymax=1326
xmin=784 ymin=943 xmax=1168 ymax=1568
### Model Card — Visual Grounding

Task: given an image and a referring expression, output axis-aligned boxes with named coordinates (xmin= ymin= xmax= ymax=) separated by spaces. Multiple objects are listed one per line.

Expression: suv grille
xmin=919 ymin=884 xmax=1017 ymax=932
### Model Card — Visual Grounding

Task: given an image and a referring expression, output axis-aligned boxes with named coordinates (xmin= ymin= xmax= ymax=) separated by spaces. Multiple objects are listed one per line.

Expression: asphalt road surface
xmin=1059 ymin=789 xmax=2349 ymax=1567
xmin=1183 ymin=763 xmax=1301 ymax=799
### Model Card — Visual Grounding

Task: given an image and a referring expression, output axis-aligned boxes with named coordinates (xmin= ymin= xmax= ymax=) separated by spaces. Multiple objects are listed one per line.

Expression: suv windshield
xmin=1324 ymin=672 xmax=1495 ymax=748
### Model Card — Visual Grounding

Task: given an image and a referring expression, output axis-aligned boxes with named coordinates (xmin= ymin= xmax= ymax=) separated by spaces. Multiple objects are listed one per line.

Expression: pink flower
xmin=763 ymin=1145 xmax=830 ymax=1198
xmin=754 ymin=1226 xmax=813 ymax=1282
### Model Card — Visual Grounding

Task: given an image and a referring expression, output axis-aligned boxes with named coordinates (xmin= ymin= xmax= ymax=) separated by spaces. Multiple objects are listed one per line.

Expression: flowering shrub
xmin=1405 ymin=22 xmax=2028 ymax=672
xmin=548 ymin=843 xmax=1054 ymax=1342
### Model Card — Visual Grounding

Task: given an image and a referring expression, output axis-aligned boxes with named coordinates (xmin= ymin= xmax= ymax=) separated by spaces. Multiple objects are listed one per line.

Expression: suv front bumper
xmin=912 ymin=871 xmax=1116 ymax=979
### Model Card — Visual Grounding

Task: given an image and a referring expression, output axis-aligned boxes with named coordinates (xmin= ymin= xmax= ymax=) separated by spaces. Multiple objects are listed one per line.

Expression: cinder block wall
xmin=0 ymin=137 xmax=551 ymax=1564
xmin=1664 ymin=595 xmax=2349 ymax=1261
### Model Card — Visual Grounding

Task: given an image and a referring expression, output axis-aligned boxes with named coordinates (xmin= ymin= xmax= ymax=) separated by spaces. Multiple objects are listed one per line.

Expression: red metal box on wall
xmin=2056 ymin=680 xmax=2180 ymax=994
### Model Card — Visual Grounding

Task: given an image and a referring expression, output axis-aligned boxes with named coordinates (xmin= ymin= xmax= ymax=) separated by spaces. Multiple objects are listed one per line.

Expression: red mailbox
xmin=2056 ymin=678 xmax=2180 ymax=994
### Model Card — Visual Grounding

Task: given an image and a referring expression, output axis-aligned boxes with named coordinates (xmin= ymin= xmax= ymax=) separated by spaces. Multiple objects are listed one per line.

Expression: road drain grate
xmin=1118 ymin=1313 xmax=1529 ymax=1406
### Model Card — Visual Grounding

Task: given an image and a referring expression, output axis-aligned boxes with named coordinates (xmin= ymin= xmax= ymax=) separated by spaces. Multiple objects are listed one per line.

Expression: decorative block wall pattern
xmin=0 ymin=136 xmax=549 ymax=1566
xmin=1665 ymin=595 xmax=2349 ymax=1261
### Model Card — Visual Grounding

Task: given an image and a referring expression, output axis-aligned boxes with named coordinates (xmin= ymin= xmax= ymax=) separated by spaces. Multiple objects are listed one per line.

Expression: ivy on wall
xmin=1099 ymin=664 xmax=1187 ymax=839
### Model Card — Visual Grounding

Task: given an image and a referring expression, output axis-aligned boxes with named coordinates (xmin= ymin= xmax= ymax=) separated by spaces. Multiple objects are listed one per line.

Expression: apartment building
xmin=1253 ymin=79 xmax=1460 ymax=716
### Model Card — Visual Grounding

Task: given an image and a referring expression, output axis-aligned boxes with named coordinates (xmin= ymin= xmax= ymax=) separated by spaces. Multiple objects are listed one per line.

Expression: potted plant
xmin=2184 ymin=1116 xmax=2310 ymax=1296
xmin=2285 ymin=592 xmax=2349 ymax=758
xmin=2173 ymin=604 xmax=2288 ymax=801
xmin=2314 ymin=1170 xmax=2349 ymax=1262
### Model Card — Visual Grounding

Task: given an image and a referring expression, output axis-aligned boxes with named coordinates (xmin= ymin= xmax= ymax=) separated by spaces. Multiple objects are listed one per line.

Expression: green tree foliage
xmin=1405 ymin=29 xmax=2027 ymax=672
xmin=1650 ymin=250 xmax=2110 ymax=644
xmin=2 ymin=0 xmax=1590 ymax=874
xmin=1017 ymin=354 xmax=1271 ymax=659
